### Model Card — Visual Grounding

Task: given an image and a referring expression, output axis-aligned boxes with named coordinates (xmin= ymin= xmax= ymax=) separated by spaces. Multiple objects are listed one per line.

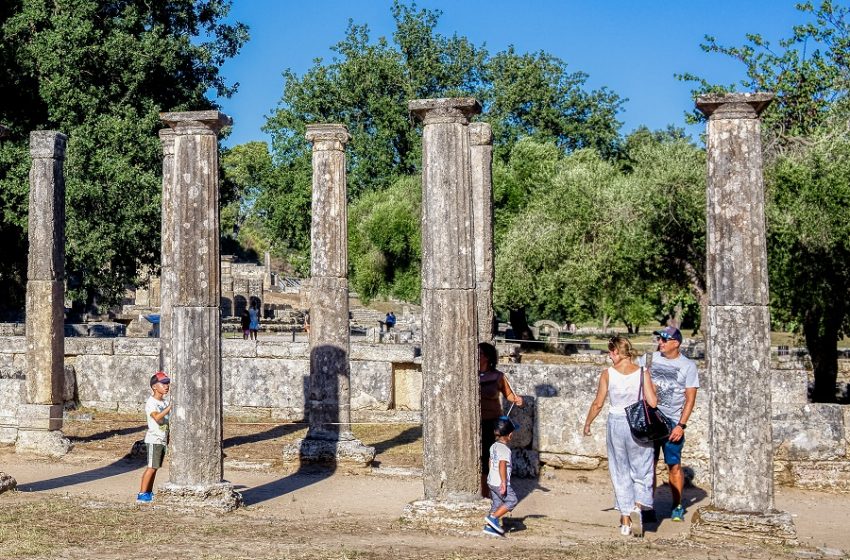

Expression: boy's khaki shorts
xmin=146 ymin=443 xmax=166 ymax=469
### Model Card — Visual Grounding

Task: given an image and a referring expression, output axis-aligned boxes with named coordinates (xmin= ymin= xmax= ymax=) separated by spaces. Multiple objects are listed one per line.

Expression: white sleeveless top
xmin=607 ymin=366 xmax=642 ymax=416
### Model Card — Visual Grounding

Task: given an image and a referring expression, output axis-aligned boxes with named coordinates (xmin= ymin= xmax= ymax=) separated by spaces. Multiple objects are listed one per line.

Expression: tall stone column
xmin=692 ymin=93 xmax=795 ymax=543
xmin=16 ymin=131 xmax=72 ymax=457
xmin=158 ymin=128 xmax=175 ymax=375
xmin=408 ymin=98 xmax=482 ymax=508
xmin=469 ymin=122 xmax=495 ymax=344
xmin=158 ymin=111 xmax=240 ymax=511
xmin=282 ymin=124 xmax=374 ymax=465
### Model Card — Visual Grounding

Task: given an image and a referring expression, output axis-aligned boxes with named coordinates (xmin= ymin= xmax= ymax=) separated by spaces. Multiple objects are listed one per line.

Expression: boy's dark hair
xmin=494 ymin=417 xmax=515 ymax=437
xmin=478 ymin=342 xmax=498 ymax=369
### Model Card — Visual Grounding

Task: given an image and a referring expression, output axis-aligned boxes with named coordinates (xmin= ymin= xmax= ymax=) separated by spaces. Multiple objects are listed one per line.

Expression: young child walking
xmin=483 ymin=418 xmax=517 ymax=537
xmin=137 ymin=371 xmax=172 ymax=504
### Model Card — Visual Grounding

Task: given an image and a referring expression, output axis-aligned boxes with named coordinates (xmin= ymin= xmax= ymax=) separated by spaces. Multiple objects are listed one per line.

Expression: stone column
xmin=692 ymin=93 xmax=795 ymax=543
xmin=158 ymin=128 xmax=175 ymax=374
xmin=157 ymin=111 xmax=240 ymax=511
xmin=469 ymin=122 xmax=495 ymax=344
xmin=282 ymin=124 xmax=374 ymax=465
xmin=16 ymin=131 xmax=72 ymax=457
xmin=407 ymin=98 xmax=482 ymax=509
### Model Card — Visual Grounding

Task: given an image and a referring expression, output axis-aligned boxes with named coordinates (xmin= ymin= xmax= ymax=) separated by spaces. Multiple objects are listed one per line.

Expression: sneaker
xmin=629 ymin=507 xmax=644 ymax=537
xmin=619 ymin=523 xmax=632 ymax=536
xmin=484 ymin=514 xmax=504 ymax=535
xmin=482 ymin=525 xmax=504 ymax=538
xmin=136 ymin=492 xmax=153 ymax=504
xmin=671 ymin=504 xmax=685 ymax=522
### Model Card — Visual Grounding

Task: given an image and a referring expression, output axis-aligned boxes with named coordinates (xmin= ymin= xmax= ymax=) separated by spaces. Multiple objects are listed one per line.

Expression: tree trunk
xmin=805 ymin=310 xmax=839 ymax=403
xmin=509 ymin=307 xmax=535 ymax=345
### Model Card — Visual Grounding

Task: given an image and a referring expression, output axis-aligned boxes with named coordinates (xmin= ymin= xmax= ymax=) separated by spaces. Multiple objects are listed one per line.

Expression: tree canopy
xmin=0 ymin=0 xmax=247 ymax=312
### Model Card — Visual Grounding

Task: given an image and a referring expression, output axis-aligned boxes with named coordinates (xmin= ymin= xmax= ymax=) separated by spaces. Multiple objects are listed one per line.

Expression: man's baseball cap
xmin=150 ymin=371 xmax=171 ymax=386
xmin=653 ymin=326 xmax=683 ymax=343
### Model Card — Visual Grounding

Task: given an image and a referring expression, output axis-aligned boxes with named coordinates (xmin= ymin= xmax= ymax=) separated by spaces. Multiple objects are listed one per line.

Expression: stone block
xmin=350 ymin=343 xmax=416 ymax=363
xmin=535 ymin=394 xmax=606 ymax=458
xmin=0 ymin=336 xmax=26 ymax=353
xmin=256 ymin=341 xmax=308 ymax=359
xmin=113 ymin=337 xmax=160 ymax=356
xmin=784 ymin=460 xmax=850 ymax=491
xmin=17 ymin=403 xmax=64 ymax=431
xmin=62 ymin=364 xmax=75 ymax=403
xmin=222 ymin=339 xmax=256 ymax=358
xmin=0 ymin=428 xmax=17 ymax=444
xmin=393 ymin=364 xmax=422 ymax=411
xmin=15 ymin=429 xmax=72 ymax=457
xmin=65 ymin=337 xmax=113 ymax=356
xmin=350 ymin=360 xmax=392 ymax=411
xmin=223 ymin=357 xmax=307 ymax=411
xmin=0 ymin=354 xmax=23 ymax=379
xmin=770 ymin=366 xmax=808 ymax=404
xmin=772 ymin=403 xmax=846 ymax=461
xmin=75 ymin=354 xmax=159 ymax=407
xmin=539 ymin=452 xmax=601 ymax=470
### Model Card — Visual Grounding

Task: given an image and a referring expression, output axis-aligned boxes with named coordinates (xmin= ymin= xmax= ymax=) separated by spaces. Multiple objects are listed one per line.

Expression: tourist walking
xmin=384 ymin=311 xmax=396 ymax=331
xmin=640 ymin=326 xmax=699 ymax=523
xmin=583 ymin=336 xmax=657 ymax=537
xmin=478 ymin=342 xmax=523 ymax=497
xmin=137 ymin=371 xmax=172 ymax=504
xmin=248 ymin=302 xmax=260 ymax=340
xmin=482 ymin=418 xmax=518 ymax=537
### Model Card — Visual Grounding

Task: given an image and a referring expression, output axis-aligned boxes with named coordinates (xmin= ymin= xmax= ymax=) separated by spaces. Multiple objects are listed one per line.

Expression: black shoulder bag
xmin=624 ymin=366 xmax=671 ymax=444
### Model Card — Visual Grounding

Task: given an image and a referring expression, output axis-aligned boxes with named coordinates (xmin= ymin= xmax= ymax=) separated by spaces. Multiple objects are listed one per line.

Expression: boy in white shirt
xmin=483 ymin=418 xmax=517 ymax=537
xmin=137 ymin=371 xmax=172 ymax=504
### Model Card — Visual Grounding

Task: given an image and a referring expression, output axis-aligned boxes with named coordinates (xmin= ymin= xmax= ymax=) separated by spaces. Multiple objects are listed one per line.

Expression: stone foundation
xmin=15 ymin=429 xmax=72 ymax=457
xmin=157 ymin=482 xmax=242 ymax=512
xmin=281 ymin=435 xmax=376 ymax=466
xmin=691 ymin=507 xmax=797 ymax=545
xmin=402 ymin=497 xmax=491 ymax=531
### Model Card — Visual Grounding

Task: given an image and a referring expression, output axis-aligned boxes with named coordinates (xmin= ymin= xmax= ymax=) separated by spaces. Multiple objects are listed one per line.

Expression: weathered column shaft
xmin=307 ymin=124 xmax=352 ymax=437
xmin=469 ymin=122 xmax=495 ymax=344
xmin=699 ymin=93 xmax=775 ymax=512
xmin=160 ymin=110 xmax=229 ymax=488
xmin=25 ymin=131 xmax=67 ymax=407
xmin=410 ymin=98 xmax=481 ymax=502
xmin=159 ymin=128 xmax=175 ymax=375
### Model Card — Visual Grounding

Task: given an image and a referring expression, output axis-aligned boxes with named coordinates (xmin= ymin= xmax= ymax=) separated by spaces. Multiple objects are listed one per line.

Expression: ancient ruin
xmin=16 ymin=131 xmax=72 ymax=457
xmin=282 ymin=123 xmax=374 ymax=465
xmin=156 ymin=110 xmax=241 ymax=511
xmin=691 ymin=92 xmax=796 ymax=542
xmin=405 ymin=98 xmax=485 ymax=521
xmin=469 ymin=122 xmax=495 ymax=345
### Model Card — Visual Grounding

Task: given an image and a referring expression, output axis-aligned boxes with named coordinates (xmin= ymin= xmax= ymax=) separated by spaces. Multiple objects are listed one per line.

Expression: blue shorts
xmin=655 ymin=418 xmax=684 ymax=465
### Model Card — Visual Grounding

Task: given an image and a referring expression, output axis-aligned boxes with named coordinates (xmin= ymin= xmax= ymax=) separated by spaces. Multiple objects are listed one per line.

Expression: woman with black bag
xmin=582 ymin=336 xmax=659 ymax=537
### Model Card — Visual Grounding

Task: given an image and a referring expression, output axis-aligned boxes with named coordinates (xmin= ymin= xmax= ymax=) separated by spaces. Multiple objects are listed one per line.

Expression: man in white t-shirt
xmin=137 ymin=371 xmax=172 ymax=504
xmin=640 ymin=326 xmax=699 ymax=523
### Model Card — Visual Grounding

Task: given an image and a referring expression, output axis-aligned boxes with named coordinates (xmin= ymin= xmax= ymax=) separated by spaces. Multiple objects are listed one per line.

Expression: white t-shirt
xmin=639 ymin=351 xmax=699 ymax=421
xmin=145 ymin=395 xmax=170 ymax=445
xmin=487 ymin=441 xmax=512 ymax=487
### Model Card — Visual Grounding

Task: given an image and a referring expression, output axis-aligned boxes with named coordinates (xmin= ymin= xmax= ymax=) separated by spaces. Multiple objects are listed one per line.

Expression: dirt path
xmin=0 ymin=419 xmax=848 ymax=559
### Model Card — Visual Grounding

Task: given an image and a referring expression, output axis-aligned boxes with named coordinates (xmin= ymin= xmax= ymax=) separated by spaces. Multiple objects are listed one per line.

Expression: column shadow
xmin=19 ymin=449 xmax=142 ymax=492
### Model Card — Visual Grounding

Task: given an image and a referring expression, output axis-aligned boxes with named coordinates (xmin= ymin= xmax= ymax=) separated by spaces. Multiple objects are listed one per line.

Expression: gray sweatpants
xmin=606 ymin=414 xmax=654 ymax=513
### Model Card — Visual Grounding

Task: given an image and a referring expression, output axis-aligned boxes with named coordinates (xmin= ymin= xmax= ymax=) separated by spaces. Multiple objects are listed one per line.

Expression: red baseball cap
xmin=150 ymin=371 xmax=171 ymax=386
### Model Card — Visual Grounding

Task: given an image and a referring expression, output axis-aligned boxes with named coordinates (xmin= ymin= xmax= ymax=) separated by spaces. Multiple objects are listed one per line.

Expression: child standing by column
xmin=483 ymin=418 xmax=517 ymax=537
xmin=137 ymin=371 xmax=172 ymax=503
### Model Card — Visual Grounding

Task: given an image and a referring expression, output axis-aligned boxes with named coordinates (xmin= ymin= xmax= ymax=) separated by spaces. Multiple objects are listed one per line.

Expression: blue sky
xmin=214 ymin=1 xmax=807 ymax=148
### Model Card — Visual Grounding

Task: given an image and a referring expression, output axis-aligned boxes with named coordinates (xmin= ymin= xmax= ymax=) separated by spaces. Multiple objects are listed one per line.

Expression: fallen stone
xmin=0 ymin=472 xmax=16 ymax=494
xmin=15 ymin=429 xmax=72 ymax=457
xmin=281 ymin=436 xmax=376 ymax=466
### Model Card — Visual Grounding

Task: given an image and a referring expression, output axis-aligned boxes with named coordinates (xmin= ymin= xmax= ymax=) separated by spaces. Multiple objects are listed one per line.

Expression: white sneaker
xmin=619 ymin=523 xmax=632 ymax=536
xmin=629 ymin=507 xmax=643 ymax=537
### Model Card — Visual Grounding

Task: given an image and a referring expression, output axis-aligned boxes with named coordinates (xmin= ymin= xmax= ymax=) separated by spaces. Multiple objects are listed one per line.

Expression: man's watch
xmin=677 ymin=423 xmax=687 ymax=429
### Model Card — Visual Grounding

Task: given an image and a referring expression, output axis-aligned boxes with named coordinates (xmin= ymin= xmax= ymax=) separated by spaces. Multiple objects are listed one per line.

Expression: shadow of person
xmin=647 ymin=467 xmax=708 ymax=531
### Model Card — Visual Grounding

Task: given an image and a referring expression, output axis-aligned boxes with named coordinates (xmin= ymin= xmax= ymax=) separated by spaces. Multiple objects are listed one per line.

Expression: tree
xmin=0 ymin=0 xmax=247 ymax=310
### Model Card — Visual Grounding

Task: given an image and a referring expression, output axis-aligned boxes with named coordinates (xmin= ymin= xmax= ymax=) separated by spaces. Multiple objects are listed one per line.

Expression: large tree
xmin=680 ymin=0 xmax=850 ymax=401
xmin=0 ymin=0 xmax=247 ymax=311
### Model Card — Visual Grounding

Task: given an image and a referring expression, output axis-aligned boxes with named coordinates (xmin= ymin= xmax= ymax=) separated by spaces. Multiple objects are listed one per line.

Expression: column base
xmin=281 ymin=434 xmax=376 ymax=466
xmin=15 ymin=429 xmax=72 ymax=457
xmin=157 ymin=482 xmax=242 ymax=512
xmin=691 ymin=507 xmax=797 ymax=545
xmin=0 ymin=472 xmax=17 ymax=494
xmin=403 ymin=497 xmax=491 ymax=531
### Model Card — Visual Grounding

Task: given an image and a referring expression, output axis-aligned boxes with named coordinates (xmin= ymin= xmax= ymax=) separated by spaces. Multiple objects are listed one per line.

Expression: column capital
xmin=159 ymin=110 xmax=232 ymax=135
xmin=305 ymin=124 xmax=350 ymax=150
xmin=408 ymin=97 xmax=481 ymax=126
xmin=468 ymin=122 xmax=493 ymax=146
xmin=29 ymin=131 xmax=67 ymax=160
xmin=158 ymin=127 xmax=176 ymax=155
xmin=696 ymin=92 xmax=774 ymax=120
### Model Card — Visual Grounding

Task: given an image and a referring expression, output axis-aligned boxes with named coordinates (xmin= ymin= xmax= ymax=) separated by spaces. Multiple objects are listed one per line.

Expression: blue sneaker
xmin=484 ymin=514 xmax=504 ymax=535
xmin=671 ymin=504 xmax=685 ymax=522
xmin=482 ymin=525 xmax=504 ymax=537
xmin=136 ymin=492 xmax=153 ymax=504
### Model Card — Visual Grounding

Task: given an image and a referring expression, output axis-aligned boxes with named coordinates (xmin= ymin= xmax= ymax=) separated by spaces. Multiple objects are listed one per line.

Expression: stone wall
xmin=0 ymin=336 xmax=847 ymax=491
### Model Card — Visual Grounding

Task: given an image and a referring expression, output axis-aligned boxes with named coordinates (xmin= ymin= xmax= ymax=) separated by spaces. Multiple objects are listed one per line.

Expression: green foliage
xmin=0 ymin=0 xmax=247 ymax=309
xmin=349 ymin=176 xmax=421 ymax=303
